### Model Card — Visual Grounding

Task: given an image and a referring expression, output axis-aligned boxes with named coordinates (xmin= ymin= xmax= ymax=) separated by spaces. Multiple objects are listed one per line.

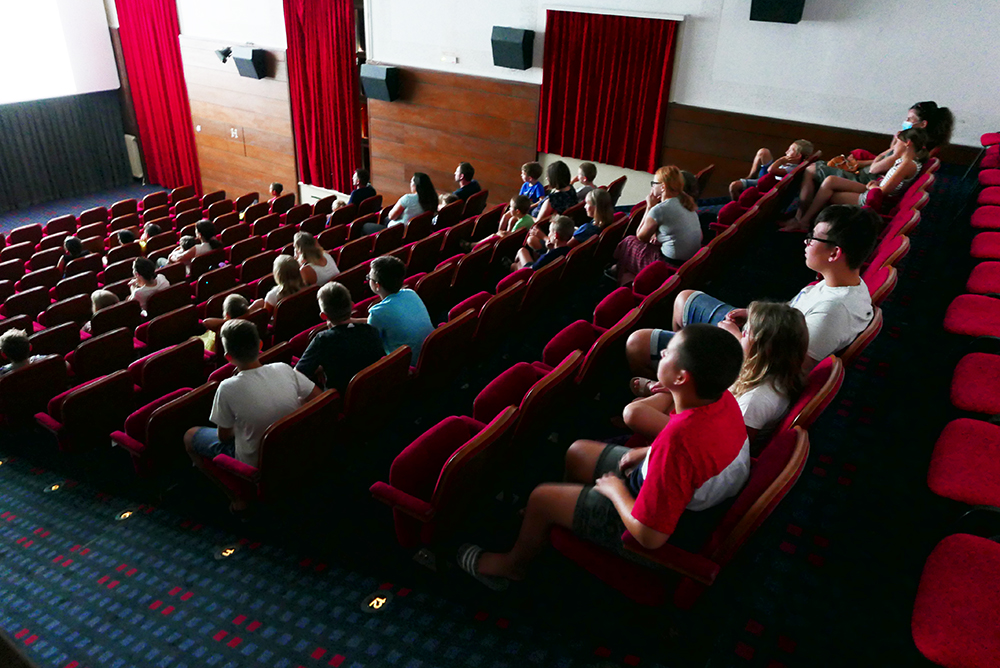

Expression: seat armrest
xmin=111 ymin=430 xmax=146 ymax=455
xmin=35 ymin=412 xmax=63 ymax=435
xmin=212 ymin=454 xmax=260 ymax=482
xmin=621 ymin=533 xmax=721 ymax=585
xmin=369 ymin=481 xmax=435 ymax=521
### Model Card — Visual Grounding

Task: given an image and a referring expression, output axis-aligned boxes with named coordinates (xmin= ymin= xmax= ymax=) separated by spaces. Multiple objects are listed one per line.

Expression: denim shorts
xmin=648 ymin=291 xmax=735 ymax=360
xmin=188 ymin=427 xmax=235 ymax=459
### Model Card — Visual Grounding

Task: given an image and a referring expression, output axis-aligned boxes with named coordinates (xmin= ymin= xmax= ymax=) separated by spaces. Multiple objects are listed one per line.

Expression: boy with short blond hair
xmin=730 ymin=139 xmax=814 ymax=200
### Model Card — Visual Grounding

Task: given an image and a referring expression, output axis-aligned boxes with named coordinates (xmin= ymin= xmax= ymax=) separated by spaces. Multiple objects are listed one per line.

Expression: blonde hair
xmin=731 ymin=301 xmax=808 ymax=400
xmin=90 ymin=289 xmax=119 ymax=315
xmin=272 ymin=255 xmax=305 ymax=301
xmin=294 ymin=232 xmax=325 ymax=265
xmin=655 ymin=165 xmax=696 ymax=212
xmin=586 ymin=188 xmax=615 ymax=229
xmin=792 ymin=139 xmax=814 ymax=158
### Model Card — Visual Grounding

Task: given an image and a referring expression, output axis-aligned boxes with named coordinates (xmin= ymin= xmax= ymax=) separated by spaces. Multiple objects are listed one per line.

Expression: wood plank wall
xmin=662 ymin=104 xmax=977 ymax=199
xmin=178 ymin=36 xmax=297 ymax=201
xmin=367 ymin=68 xmax=539 ymax=206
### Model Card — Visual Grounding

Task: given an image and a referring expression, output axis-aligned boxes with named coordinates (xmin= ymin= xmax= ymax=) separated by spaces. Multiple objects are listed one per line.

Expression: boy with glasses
xmin=361 ymin=255 xmax=434 ymax=363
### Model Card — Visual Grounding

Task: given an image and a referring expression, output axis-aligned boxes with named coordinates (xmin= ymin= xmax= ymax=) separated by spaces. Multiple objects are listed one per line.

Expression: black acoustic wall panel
xmin=750 ymin=0 xmax=806 ymax=24
xmin=491 ymin=26 xmax=534 ymax=70
xmin=360 ymin=64 xmax=401 ymax=102
xmin=231 ymin=46 xmax=267 ymax=79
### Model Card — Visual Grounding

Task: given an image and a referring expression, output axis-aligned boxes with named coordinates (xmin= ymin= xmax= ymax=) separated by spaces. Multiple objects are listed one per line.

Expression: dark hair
xmin=370 ymin=255 xmax=406 ymax=293
xmin=64 ymin=236 xmax=83 ymax=258
xmin=0 ymin=329 xmax=30 ymax=364
xmin=674 ymin=324 xmax=744 ymax=400
xmin=143 ymin=222 xmax=162 ymax=237
xmin=512 ymin=195 xmax=532 ymax=214
xmin=179 ymin=235 xmax=197 ymax=251
xmin=317 ymin=281 xmax=353 ymax=321
xmin=270 ymin=182 xmax=284 ymax=195
xmin=911 ymin=101 xmax=954 ymax=149
xmin=546 ymin=161 xmax=572 ymax=190
xmin=522 ymin=162 xmax=543 ymax=180
xmin=133 ymin=257 xmax=156 ymax=281
xmin=897 ymin=127 xmax=930 ymax=161
xmin=579 ymin=162 xmax=597 ymax=181
xmin=412 ymin=173 xmax=438 ymax=215
xmin=117 ymin=229 xmax=136 ymax=245
xmin=220 ymin=319 xmax=260 ymax=364
xmin=457 ymin=162 xmax=475 ymax=180
xmin=195 ymin=220 xmax=222 ymax=249
xmin=354 ymin=168 xmax=370 ymax=184
xmin=814 ymin=205 xmax=879 ymax=269
xmin=681 ymin=170 xmax=699 ymax=199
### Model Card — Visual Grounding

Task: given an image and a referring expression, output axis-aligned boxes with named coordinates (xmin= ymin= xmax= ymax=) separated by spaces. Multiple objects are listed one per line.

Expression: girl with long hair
xmin=251 ymin=255 xmax=306 ymax=316
xmin=568 ymin=188 xmax=616 ymax=247
xmin=294 ymin=231 xmax=340 ymax=287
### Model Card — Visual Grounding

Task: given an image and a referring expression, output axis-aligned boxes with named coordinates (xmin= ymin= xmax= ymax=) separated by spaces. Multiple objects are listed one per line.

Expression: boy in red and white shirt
xmin=458 ymin=324 xmax=748 ymax=589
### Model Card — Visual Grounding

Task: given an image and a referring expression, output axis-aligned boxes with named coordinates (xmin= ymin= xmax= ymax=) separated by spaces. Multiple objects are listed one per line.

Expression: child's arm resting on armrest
xmin=594 ymin=473 xmax=669 ymax=550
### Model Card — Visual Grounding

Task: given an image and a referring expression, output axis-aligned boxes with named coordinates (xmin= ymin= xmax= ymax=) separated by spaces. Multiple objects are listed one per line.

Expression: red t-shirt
xmin=630 ymin=391 xmax=749 ymax=537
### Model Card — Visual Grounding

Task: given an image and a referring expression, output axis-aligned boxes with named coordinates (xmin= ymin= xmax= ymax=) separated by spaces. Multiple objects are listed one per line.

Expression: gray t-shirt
xmin=388 ymin=193 xmax=425 ymax=227
xmin=650 ymin=197 xmax=702 ymax=262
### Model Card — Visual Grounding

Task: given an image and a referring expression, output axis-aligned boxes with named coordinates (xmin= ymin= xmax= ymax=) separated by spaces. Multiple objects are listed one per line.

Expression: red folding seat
xmin=141 ymin=191 xmax=168 ymax=211
xmin=409 ymin=310 xmax=476 ymax=391
xmin=434 ymin=199 xmax=464 ymax=230
xmin=50 ymin=273 xmax=98 ymax=302
xmin=106 ymin=242 xmax=142 ymax=265
xmin=0 ymin=315 xmax=31 ymax=337
xmin=549 ymin=427 xmax=809 ymax=608
xmin=269 ymin=193 xmax=295 ymax=215
xmin=206 ymin=199 xmax=235 ymax=221
xmin=449 ymin=243 xmax=492 ymax=301
xmin=298 ymin=214 xmax=327 ymax=236
xmin=488 ymin=228 xmax=529 ymax=265
xmin=403 ymin=211 xmax=434 ymax=243
xmin=949 ymin=353 xmax=1000 ymax=415
xmin=928 ymin=419 xmax=1000 ymax=507
xmin=674 ymin=247 xmax=712 ymax=290
xmin=43 ymin=215 xmax=76 ymax=237
xmin=270 ymin=285 xmax=321 ymax=345
xmin=977 ymin=186 xmax=1000 ymax=207
xmin=334 ymin=261 xmax=373 ymax=303
xmin=234 ymin=192 xmax=259 ymax=214
xmin=169 ymin=185 xmax=196 ymax=205
xmin=0 ymin=355 xmax=68 ymax=426
xmin=110 ymin=199 xmax=138 ymax=219
xmin=129 ymin=338 xmax=207 ymax=404
xmin=414 ymin=262 xmax=457 ymax=319
xmin=336 ymin=236 xmax=373 ymax=271
xmin=593 ymin=274 xmax=681 ymax=330
xmin=317 ymin=225 xmax=348 ymax=251
xmin=66 ymin=327 xmax=134 ymax=382
xmin=109 ymin=212 xmax=140 ymax=233
xmin=98 ymin=259 xmax=135 ymax=286
xmin=213 ymin=211 xmax=239 ymax=233
xmin=440 ymin=218 xmax=476 ymax=257
xmin=0 ymin=258 xmax=28 ymax=282
xmin=200 ymin=190 xmax=226 ymax=212
xmin=28 ymin=322 xmax=80 ymax=357
xmin=470 ymin=203 xmax=504 ymax=241
xmin=357 ymin=195 xmax=382 ymax=217
xmin=370 ymin=406 xmax=518 ymax=548
xmin=979 ymin=169 xmax=1000 ymax=188
xmin=1 ymin=241 xmax=36 ymax=264
xmin=372 ymin=224 xmax=405 ymax=257
xmin=312 ymin=196 xmax=336 ymax=216
xmin=861 ymin=265 xmax=897 ymax=307
xmin=462 ymin=189 xmax=489 ymax=218
xmin=145 ymin=283 xmax=192 ymax=319
xmin=943 ymin=294 xmax=1000 ymax=338
xmin=284 ymin=204 xmax=312 ymax=228
xmin=38 ymin=295 xmax=90 ymax=328
xmin=348 ymin=211 xmax=379 ymax=240
xmin=36 ymin=370 xmax=135 ymax=453
xmin=0 ymin=280 xmax=13 ymax=305
xmin=540 ymin=309 xmax=642 ymax=396
xmin=558 ymin=235 xmax=598 ymax=286
xmin=173 ymin=209 xmax=202 ymax=231
xmin=199 ymin=285 xmax=254 ymax=319
xmin=604 ymin=175 xmax=627 ymax=205
xmin=252 ymin=213 xmax=281 ymax=237
xmin=2 ymin=286 xmax=51 ymax=319
xmin=209 ymin=342 xmax=293 ymax=383
xmin=839 ymin=307 xmax=883 ymax=366
xmin=966 ymin=260 xmax=1000 ymax=295
xmin=241 ymin=202 xmax=269 ymax=226
xmin=78 ymin=207 xmax=108 ymax=226
xmin=970 ymin=230 xmax=1000 ymax=259
xmin=28 ymin=247 xmax=64 ymax=271
xmin=865 ymin=234 xmax=909 ymax=272
xmin=142 ymin=205 xmax=170 ymax=224
xmin=339 ymin=347 xmax=411 ymax=434
xmin=15 ymin=267 xmax=59 ymax=293
xmin=326 ymin=203 xmax=358 ymax=229
xmin=134 ymin=305 xmax=202 ymax=351
xmin=90 ymin=300 xmax=142 ymax=336
xmin=112 ymin=382 xmax=218 ymax=477
xmin=470 ymin=281 xmax=526 ymax=351
xmin=772 ymin=356 xmax=843 ymax=434
xmin=563 ymin=200 xmax=587 ymax=227
xmin=65 ymin=254 xmax=103 ymax=278
xmin=205 ymin=390 xmax=341 ymax=504
xmin=220 ymin=222 xmax=252 ymax=249
xmin=593 ymin=217 xmax=628 ymax=268
xmin=9 ymin=224 xmax=43 ymax=247
xmin=195 ymin=264 xmax=238 ymax=302
xmin=188 ymin=248 xmax=227 ymax=283
xmin=265 ymin=224 xmax=298 ymax=251
xmin=911 ymin=534 xmax=1000 ymax=667
xmin=405 ymin=233 xmax=446 ymax=276
xmin=76 ymin=221 xmax=107 ymax=240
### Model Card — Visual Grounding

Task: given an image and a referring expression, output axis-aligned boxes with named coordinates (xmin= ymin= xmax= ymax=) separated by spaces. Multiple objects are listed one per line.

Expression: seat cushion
xmin=911 ymin=534 xmax=1000 ymax=667
xmin=970 ymin=206 xmax=1000 ymax=230
xmin=966 ymin=261 xmax=1000 ymax=294
xmin=950 ymin=353 xmax=1000 ymax=414
xmin=928 ymin=419 xmax=1000 ymax=506
xmin=983 ymin=153 xmax=1000 ymax=170
xmin=978 ymin=187 xmax=1000 ymax=207
xmin=982 ymin=132 xmax=1000 ymax=147
xmin=979 ymin=170 xmax=1000 ymax=188
xmin=943 ymin=294 xmax=1000 ymax=337
xmin=971 ymin=231 xmax=1000 ymax=259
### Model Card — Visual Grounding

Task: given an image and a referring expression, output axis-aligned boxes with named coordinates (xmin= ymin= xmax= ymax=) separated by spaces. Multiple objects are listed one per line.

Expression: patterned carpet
xmin=0 ymin=168 xmax=975 ymax=668
xmin=0 ymin=184 xmax=161 ymax=236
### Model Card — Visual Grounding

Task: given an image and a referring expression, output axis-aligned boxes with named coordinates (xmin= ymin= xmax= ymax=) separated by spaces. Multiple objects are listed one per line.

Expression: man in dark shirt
xmin=347 ymin=168 xmax=377 ymax=207
xmin=453 ymin=162 xmax=482 ymax=201
xmin=294 ymin=281 xmax=385 ymax=394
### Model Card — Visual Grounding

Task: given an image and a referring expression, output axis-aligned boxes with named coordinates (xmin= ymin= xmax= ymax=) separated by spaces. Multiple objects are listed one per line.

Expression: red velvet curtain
xmin=537 ymin=11 xmax=678 ymax=174
xmin=115 ymin=0 xmax=201 ymax=192
xmin=284 ymin=0 xmax=360 ymax=192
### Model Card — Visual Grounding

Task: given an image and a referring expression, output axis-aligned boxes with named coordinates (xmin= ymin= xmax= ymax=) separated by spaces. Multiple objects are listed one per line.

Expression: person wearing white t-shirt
xmin=184 ymin=319 xmax=321 ymax=513
xmin=626 ymin=204 xmax=878 ymax=377
xmin=128 ymin=257 xmax=170 ymax=314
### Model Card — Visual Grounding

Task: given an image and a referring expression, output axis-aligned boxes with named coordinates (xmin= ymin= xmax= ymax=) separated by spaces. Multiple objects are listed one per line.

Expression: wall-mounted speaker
xmin=491 ymin=26 xmax=534 ymax=70
xmin=231 ymin=46 xmax=267 ymax=79
xmin=360 ymin=63 xmax=401 ymax=102
xmin=750 ymin=0 xmax=805 ymax=24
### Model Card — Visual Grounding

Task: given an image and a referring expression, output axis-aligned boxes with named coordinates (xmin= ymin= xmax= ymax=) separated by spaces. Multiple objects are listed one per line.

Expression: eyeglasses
xmin=804 ymin=234 xmax=837 ymax=246
xmin=366 ymin=274 xmax=376 ymax=282
xmin=650 ymin=181 xmax=663 ymax=187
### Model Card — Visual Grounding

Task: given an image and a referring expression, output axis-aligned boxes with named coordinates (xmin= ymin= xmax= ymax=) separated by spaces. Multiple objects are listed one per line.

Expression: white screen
xmin=0 ymin=0 xmax=120 ymax=105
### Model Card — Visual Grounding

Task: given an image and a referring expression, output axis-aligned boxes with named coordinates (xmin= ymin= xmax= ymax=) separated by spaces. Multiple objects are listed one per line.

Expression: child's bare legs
xmin=729 ymin=179 xmax=745 ymax=201
xmin=625 ymin=329 xmax=658 ymax=377
xmin=796 ymin=163 xmax=820 ymax=219
xmin=623 ymin=393 xmax=674 ymax=442
xmin=748 ymin=148 xmax=773 ymax=179
xmin=785 ymin=175 xmax=866 ymax=231
xmin=183 ymin=428 xmax=252 ymax=511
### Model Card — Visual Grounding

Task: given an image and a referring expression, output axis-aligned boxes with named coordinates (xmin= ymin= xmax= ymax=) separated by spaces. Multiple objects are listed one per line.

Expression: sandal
xmin=630 ymin=377 xmax=656 ymax=398
xmin=456 ymin=544 xmax=509 ymax=591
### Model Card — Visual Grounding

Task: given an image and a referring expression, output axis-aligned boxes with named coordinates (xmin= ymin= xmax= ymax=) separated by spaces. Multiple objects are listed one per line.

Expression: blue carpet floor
xmin=0 ymin=168 xmax=976 ymax=667
xmin=0 ymin=184 xmax=162 ymax=236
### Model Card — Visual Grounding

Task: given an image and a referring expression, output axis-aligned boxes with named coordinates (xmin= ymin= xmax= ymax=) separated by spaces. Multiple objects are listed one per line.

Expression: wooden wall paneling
xmin=179 ymin=36 xmax=297 ymax=203
xmin=367 ymin=67 xmax=539 ymax=206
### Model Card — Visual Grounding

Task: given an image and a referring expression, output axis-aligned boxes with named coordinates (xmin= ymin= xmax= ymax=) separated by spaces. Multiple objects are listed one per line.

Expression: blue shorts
xmin=648 ymin=291 xmax=735 ymax=360
xmin=189 ymin=427 xmax=235 ymax=459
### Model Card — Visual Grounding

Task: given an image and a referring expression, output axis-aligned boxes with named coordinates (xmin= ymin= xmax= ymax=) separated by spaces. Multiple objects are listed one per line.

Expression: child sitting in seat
xmin=457 ymin=324 xmax=749 ymax=589
xmin=200 ymin=293 xmax=250 ymax=353
xmin=128 ymin=257 xmax=170 ymax=314
xmin=729 ymin=139 xmax=813 ymax=201
xmin=139 ymin=223 xmax=162 ymax=251
xmin=519 ymin=162 xmax=545 ymax=209
xmin=251 ymin=255 xmax=306 ymax=316
xmin=570 ymin=188 xmax=615 ymax=246
xmin=56 ymin=236 xmax=87 ymax=275
xmin=0 ymin=329 xmax=42 ymax=375
xmin=82 ymin=289 xmax=120 ymax=335
xmin=572 ymin=161 xmax=598 ymax=202
xmin=467 ymin=195 xmax=535 ymax=252
xmin=512 ymin=216 xmax=574 ymax=271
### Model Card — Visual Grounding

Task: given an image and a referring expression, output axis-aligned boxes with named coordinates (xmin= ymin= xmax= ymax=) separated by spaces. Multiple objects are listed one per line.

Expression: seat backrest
xmin=0 ymin=355 xmax=67 ymax=425
xmin=132 ymin=337 xmax=206 ymax=400
xmin=632 ymin=261 xmax=676 ymax=298
xmin=109 ymin=212 xmax=140 ymax=233
xmin=188 ymin=248 xmax=227 ymax=282
xmin=99 ymin=258 xmax=136 ymax=285
xmin=839 ymin=306 xmax=882 ymax=367
xmin=406 ymin=232 xmax=446 ymax=275
xmin=0 ymin=280 xmax=12 ymax=305
xmin=776 ymin=355 xmax=844 ymax=433
xmin=299 ymin=214 xmax=327 ymax=236
xmin=563 ymin=200 xmax=588 ymax=227
xmin=145 ymin=305 xmax=201 ymax=350
xmin=142 ymin=205 xmax=171 ymax=224
xmin=169 ymin=185 xmax=196 ymax=205
xmin=37 ymin=232 xmax=70 ymax=253
xmin=694 ymin=164 xmax=715 ymax=197
xmin=208 ymin=342 xmax=293 ymax=383
xmin=414 ymin=262 xmax=456 ymax=319
xmin=241 ymin=201 xmax=270 ymax=226
xmin=271 ymin=285 xmax=322 ymax=344
xmin=675 ymin=246 xmax=712 ymax=290
xmin=559 ymin=235 xmax=598 ymax=286
xmin=593 ymin=217 xmax=629 ymax=267
xmin=110 ymin=199 xmax=138 ymax=219
xmin=312 ymin=195 xmax=336 ymax=216
xmin=252 ymin=213 xmax=282 ymax=237
xmin=334 ymin=261 xmax=373 ymax=303
xmin=869 ymin=234 xmax=909 ymax=271
xmin=285 ymin=204 xmax=312 ymax=228
xmin=0 ymin=259 xmax=25 ymax=283
xmin=145 ymin=282 xmax=192 ymax=319
xmin=343 ymin=346 xmax=411 ymax=420
xmin=337 ymin=236 xmax=373 ymax=270
xmin=77 ymin=220 xmax=107 ymax=240
xmin=0 ymin=314 xmax=31 ymax=336
xmin=3 ymin=285 xmax=50 ymax=319
xmin=862 ymin=264 xmax=897 ymax=307
xmin=404 ymin=211 xmax=435 ymax=243
xmin=234 ymin=191 xmax=259 ymax=213
xmin=604 ymin=176 xmax=627 ymax=205
xmin=141 ymin=191 xmax=169 ymax=210
xmin=577 ymin=308 xmax=642 ymax=388
xmin=213 ymin=211 xmax=240 ymax=232
xmin=196 ymin=264 xmax=238 ymax=302
xmin=520 ymin=255 xmax=565 ymax=316
xmin=65 ymin=254 xmax=103 ymax=278
xmin=105 ymin=242 xmax=141 ymax=266
xmin=91 ymin=300 xmax=142 ymax=336
xmin=79 ymin=207 xmax=108 ymax=226
xmin=462 ymin=190 xmax=490 ymax=219
xmin=72 ymin=327 xmax=134 ymax=382
xmin=435 ymin=199 xmax=465 ymax=230
xmin=142 ymin=381 xmax=218 ymax=472
xmin=172 ymin=196 xmax=201 ymax=217
xmin=490 ymin=228 xmax=529 ymax=265
xmin=317 ymin=224 xmax=348 ymax=251
xmin=441 ymin=218 xmax=477 ymax=256
xmin=1 ymin=240 xmax=36 ymax=263
xmin=328 ymin=202 xmax=359 ymax=228
xmin=474 ymin=281 xmax=525 ymax=347
xmin=227 ymin=233 xmax=261 ymax=265
xmin=450 ymin=243 xmax=493 ymax=299
xmin=28 ymin=322 xmax=80 ymax=357
xmin=372 ymin=224 xmax=406 ymax=257
xmin=239 ymin=250 xmax=279 ymax=284
xmin=412 ymin=309 xmax=477 ymax=381
xmin=15 ymin=266 xmax=58 ymax=292
xmin=470 ymin=203 xmax=504 ymax=241
xmin=357 ymin=195 xmax=382 ymax=217
xmin=200 ymin=190 xmax=226 ymax=210
xmin=52 ymin=370 xmax=135 ymax=451
xmin=53 ymin=272 xmax=99 ymax=302
xmin=265 ymin=224 xmax=299 ymax=251
xmin=8 ymin=224 xmax=42 ymax=247
xmin=269 ymin=193 xmax=296 ymax=215
xmin=206 ymin=199 xmax=235 ymax=221
xmin=44 ymin=214 xmax=77 ymax=237
xmin=42 ymin=294 xmax=91 ymax=327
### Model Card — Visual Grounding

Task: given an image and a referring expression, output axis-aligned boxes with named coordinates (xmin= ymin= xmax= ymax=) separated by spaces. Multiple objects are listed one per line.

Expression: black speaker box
xmin=231 ymin=46 xmax=267 ymax=79
xmin=491 ymin=26 xmax=534 ymax=70
xmin=360 ymin=64 xmax=401 ymax=102
xmin=750 ymin=0 xmax=805 ymax=24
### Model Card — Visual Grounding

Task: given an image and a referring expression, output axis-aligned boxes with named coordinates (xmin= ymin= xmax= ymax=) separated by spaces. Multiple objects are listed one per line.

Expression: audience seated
xmin=56 ymin=236 xmax=87 ymax=275
xmin=294 ymin=231 xmax=340 ymax=287
xmin=363 ymin=172 xmax=439 ymax=235
xmin=571 ymin=188 xmax=615 ymax=246
xmin=184 ymin=319 xmax=321 ymax=513
xmin=267 ymin=182 xmax=283 ymax=205
xmin=82 ymin=289 xmax=120 ymax=335
xmin=469 ymin=195 xmax=534 ymax=252
xmin=533 ymin=161 xmax=576 ymax=219
xmin=139 ymin=223 xmax=161 ymax=251
xmin=0 ymin=329 xmax=42 ymax=375
xmin=452 ymin=162 xmax=482 ymax=201
xmin=613 ymin=165 xmax=702 ymax=284
xmin=729 ymin=139 xmax=813 ymax=200
xmin=253 ymin=255 xmax=306 ymax=316
xmin=362 ymin=255 xmax=434 ymax=363
xmin=519 ymin=161 xmax=545 ymax=209
xmin=200 ymin=293 xmax=250 ymax=353
xmin=129 ymin=257 xmax=170 ymax=314
xmin=572 ymin=161 xmax=598 ymax=202
xmin=167 ymin=220 xmax=222 ymax=271
xmin=627 ymin=204 xmax=878 ymax=375
xmin=513 ymin=215 xmax=574 ymax=271
xmin=347 ymin=168 xmax=376 ymax=207
xmin=295 ymin=282 xmax=385 ymax=393
xmin=457 ymin=325 xmax=748 ymax=589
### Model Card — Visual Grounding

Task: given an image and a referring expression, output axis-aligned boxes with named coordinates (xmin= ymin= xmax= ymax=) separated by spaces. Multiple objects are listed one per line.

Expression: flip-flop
xmin=630 ymin=376 xmax=655 ymax=398
xmin=456 ymin=544 xmax=509 ymax=591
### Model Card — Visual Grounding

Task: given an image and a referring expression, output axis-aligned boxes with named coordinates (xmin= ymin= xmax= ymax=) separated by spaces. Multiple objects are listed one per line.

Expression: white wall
xmin=366 ymin=0 xmax=996 ymax=147
xmin=175 ymin=0 xmax=286 ymax=49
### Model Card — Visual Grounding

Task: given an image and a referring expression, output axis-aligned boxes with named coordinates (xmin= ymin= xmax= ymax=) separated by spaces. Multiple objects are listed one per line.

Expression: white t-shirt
xmin=388 ymin=193 xmax=424 ymax=227
xmin=789 ymin=280 xmax=873 ymax=361
xmin=736 ymin=381 xmax=791 ymax=434
xmin=210 ymin=363 xmax=316 ymax=467
xmin=130 ymin=274 xmax=170 ymax=312
xmin=307 ymin=252 xmax=340 ymax=286
xmin=650 ymin=197 xmax=702 ymax=262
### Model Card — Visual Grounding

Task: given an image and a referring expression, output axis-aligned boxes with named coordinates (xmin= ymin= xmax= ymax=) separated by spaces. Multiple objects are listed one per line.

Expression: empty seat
xmin=270 ymin=285 xmax=322 ymax=345
xmin=2 ymin=286 xmax=51 ymax=319
xmin=129 ymin=338 xmax=207 ymax=404
xmin=36 ymin=370 xmax=135 ymax=453
xmin=90 ymin=300 xmax=142 ymax=336
xmin=38 ymin=295 xmax=91 ymax=328
xmin=110 ymin=199 xmax=138 ymax=219
xmin=927 ymin=419 xmax=1000 ymax=507
xmin=65 ymin=254 xmax=103 ymax=278
xmin=134 ymin=305 xmax=202 ymax=351
xmin=51 ymin=272 xmax=98 ymax=302
xmin=43 ymin=215 xmax=76 ymax=237
xmin=409 ymin=310 xmax=477 ymax=391
xmin=0 ymin=355 xmax=68 ymax=426
xmin=265 ymin=224 xmax=299 ymax=251
xmin=8 ymin=224 xmax=43 ymax=247
xmin=141 ymin=191 xmax=169 ymax=211
xmin=28 ymin=322 xmax=80 ymax=357
xmin=28 ymin=247 xmax=65 ymax=272
xmin=78 ymin=207 xmax=108 ymax=226
xmin=14 ymin=267 xmax=59 ymax=293
xmin=145 ymin=282 xmax=192 ymax=319
xmin=270 ymin=193 xmax=295 ymax=215
xmin=67 ymin=327 xmax=135 ymax=382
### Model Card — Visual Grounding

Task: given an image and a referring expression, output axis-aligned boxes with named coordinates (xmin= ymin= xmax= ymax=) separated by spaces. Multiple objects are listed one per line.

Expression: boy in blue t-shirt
xmin=519 ymin=161 xmax=545 ymax=208
xmin=361 ymin=255 xmax=434 ymax=363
